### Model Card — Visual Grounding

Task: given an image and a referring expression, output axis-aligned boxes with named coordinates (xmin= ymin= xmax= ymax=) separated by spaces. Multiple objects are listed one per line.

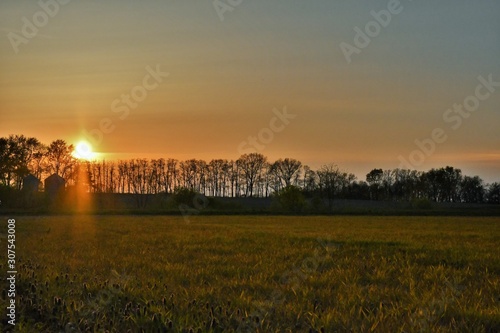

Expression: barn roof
xmin=45 ymin=174 xmax=65 ymax=182
xmin=23 ymin=174 xmax=40 ymax=182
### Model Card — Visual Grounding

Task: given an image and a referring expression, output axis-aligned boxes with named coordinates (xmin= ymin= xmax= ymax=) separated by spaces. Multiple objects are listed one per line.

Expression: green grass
xmin=1 ymin=216 xmax=499 ymax=332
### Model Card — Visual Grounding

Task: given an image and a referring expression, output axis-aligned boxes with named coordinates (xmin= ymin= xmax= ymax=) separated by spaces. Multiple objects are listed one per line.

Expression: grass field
xmin=1 ymin=215 xmax=499 ymax=332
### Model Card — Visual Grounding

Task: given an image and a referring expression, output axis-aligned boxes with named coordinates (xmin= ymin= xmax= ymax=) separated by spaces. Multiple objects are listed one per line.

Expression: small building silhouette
xmin=23 ymin=174 xmax=40 ymax=193
xmin=44 ymin=174 xmax=65 ymax=199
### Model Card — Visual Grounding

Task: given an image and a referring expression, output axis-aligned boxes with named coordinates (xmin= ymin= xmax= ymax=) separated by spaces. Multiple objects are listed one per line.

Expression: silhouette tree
xmin=348 ymin=181 xmax=370 ymax=200
xmin=237 ymin=153 xmax=267 ymax=197
xmin=208 ymin=159 xmax=226 ymax=196
xmin=46 ymin=140 xmax=76 ymax=180
xmin=338 ymin=172 xmax=357 ymax=198
xmin=460 ymin=176 xmax=484 ymax=203
xmin=227 ymin=160 xmax=239 ymax=197
xmin=302 ymin=166 xmax=318 ymax=193
xmin=161 ymin=158 xmax=178 ymax=194
xmin=317 ymin=164 xmax=342 ymax=209
xmin=271 ymin=158 xmax=302 ymax=188
xmin=272 ymin=185 xmax=306 ymax=213
xmin=0 ymin=137 xmax=9 ymax=186
xmin=392 ymin=169 xmax=421 ymax=201
xmin=366 ymin=168 xmax=383 ymax=200
xmin=1 ymin=134 xmax=494 ymax=206
xmin=423 ymin=167 xmax=462 ymax=202
xmin=486 ymin=183 xmax=500 ymax=204
xmin=0 ymin=135 xmax=44 ymax=189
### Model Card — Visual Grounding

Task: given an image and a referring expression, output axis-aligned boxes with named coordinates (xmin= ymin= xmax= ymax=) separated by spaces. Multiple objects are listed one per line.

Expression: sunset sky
xmin=1 ymin=0 xmax=499 ymax=182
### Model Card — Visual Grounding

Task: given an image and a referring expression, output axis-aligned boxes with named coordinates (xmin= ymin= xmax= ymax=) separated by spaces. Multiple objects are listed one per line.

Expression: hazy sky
xmin=1 ymin=0 xmax=499 ymax=182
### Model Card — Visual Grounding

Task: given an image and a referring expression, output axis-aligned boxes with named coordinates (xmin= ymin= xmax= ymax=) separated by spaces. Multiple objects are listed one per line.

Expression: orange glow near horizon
xmin=0 ymin=2 xmax=499 ymax=183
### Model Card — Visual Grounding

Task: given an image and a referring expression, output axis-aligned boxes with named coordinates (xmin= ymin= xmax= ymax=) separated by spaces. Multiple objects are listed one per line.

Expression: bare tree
xmin=2 ymin=133 xmax=493 ymax=205
xmin=208 ymin=159 xmax=226 ymax=196
xmin=237 ymin=153 xmax=267 ymax=197
xmin=117 ymin=160 xmax=128 ymax=193
xmin=227 ymin=160 xmax=239 ymax=197
xmin=165 ymin=158 xmax=179 ymax=193
xmin=46 ymin=139 xmax=76 ymax=181
xmin=317 ymin=164 xmax=342 ymax=209
xmin=302 ymin=165 xmax=318 ymax=193
xmin=272 ymin=158 xmax=302 ymax=188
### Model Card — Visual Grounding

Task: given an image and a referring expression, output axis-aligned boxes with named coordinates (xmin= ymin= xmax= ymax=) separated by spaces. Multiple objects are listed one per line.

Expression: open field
xmin=1 ymin=216 xmax=499 ymax=332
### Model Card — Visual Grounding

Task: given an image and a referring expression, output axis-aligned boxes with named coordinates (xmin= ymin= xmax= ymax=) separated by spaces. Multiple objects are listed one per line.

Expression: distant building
xmin=23 ymin=174 xmax=40 ymax=192
xmin=44 ymin=174 xmax=65 ymax=198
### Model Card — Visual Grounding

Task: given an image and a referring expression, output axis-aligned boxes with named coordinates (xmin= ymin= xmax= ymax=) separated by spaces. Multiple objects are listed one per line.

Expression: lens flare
xmin=74 ymin=141 xmax=94 ymax=160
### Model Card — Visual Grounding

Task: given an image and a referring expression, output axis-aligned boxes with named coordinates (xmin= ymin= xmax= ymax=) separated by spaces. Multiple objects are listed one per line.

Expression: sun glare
xmin=73 ymin=141 xmax=94 ymax=160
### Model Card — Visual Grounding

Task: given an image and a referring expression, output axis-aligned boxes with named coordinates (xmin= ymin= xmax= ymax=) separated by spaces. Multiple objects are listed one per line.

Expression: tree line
xmin=1 ymin=134 xmax=499 ymax=204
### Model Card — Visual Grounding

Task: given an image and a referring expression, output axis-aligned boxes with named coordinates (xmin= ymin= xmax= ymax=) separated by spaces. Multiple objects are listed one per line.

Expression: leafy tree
xmin=348 ymin=181 xmax=370 ymax=200
xmin=486 ymin=183 xmax=500 ymax=204
xmin=423 ymin=167 xmax=462 ymax=202
xmin=460 ymin=176 xmax=484 ymax=203
xmin=0 ymin=135 xmax=44 ymax=189
xmin=171 ymin=187 xmax=200 ymax=206
xmin=392 ymin=169 xmax=421 ymax=201
xmin=366 ymin=168 xmax=383 ymax=200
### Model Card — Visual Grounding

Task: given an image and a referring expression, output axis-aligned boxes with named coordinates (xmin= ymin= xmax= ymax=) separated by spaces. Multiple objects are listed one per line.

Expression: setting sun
xmin=73 ymin=141 xmax=94 ymax=160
